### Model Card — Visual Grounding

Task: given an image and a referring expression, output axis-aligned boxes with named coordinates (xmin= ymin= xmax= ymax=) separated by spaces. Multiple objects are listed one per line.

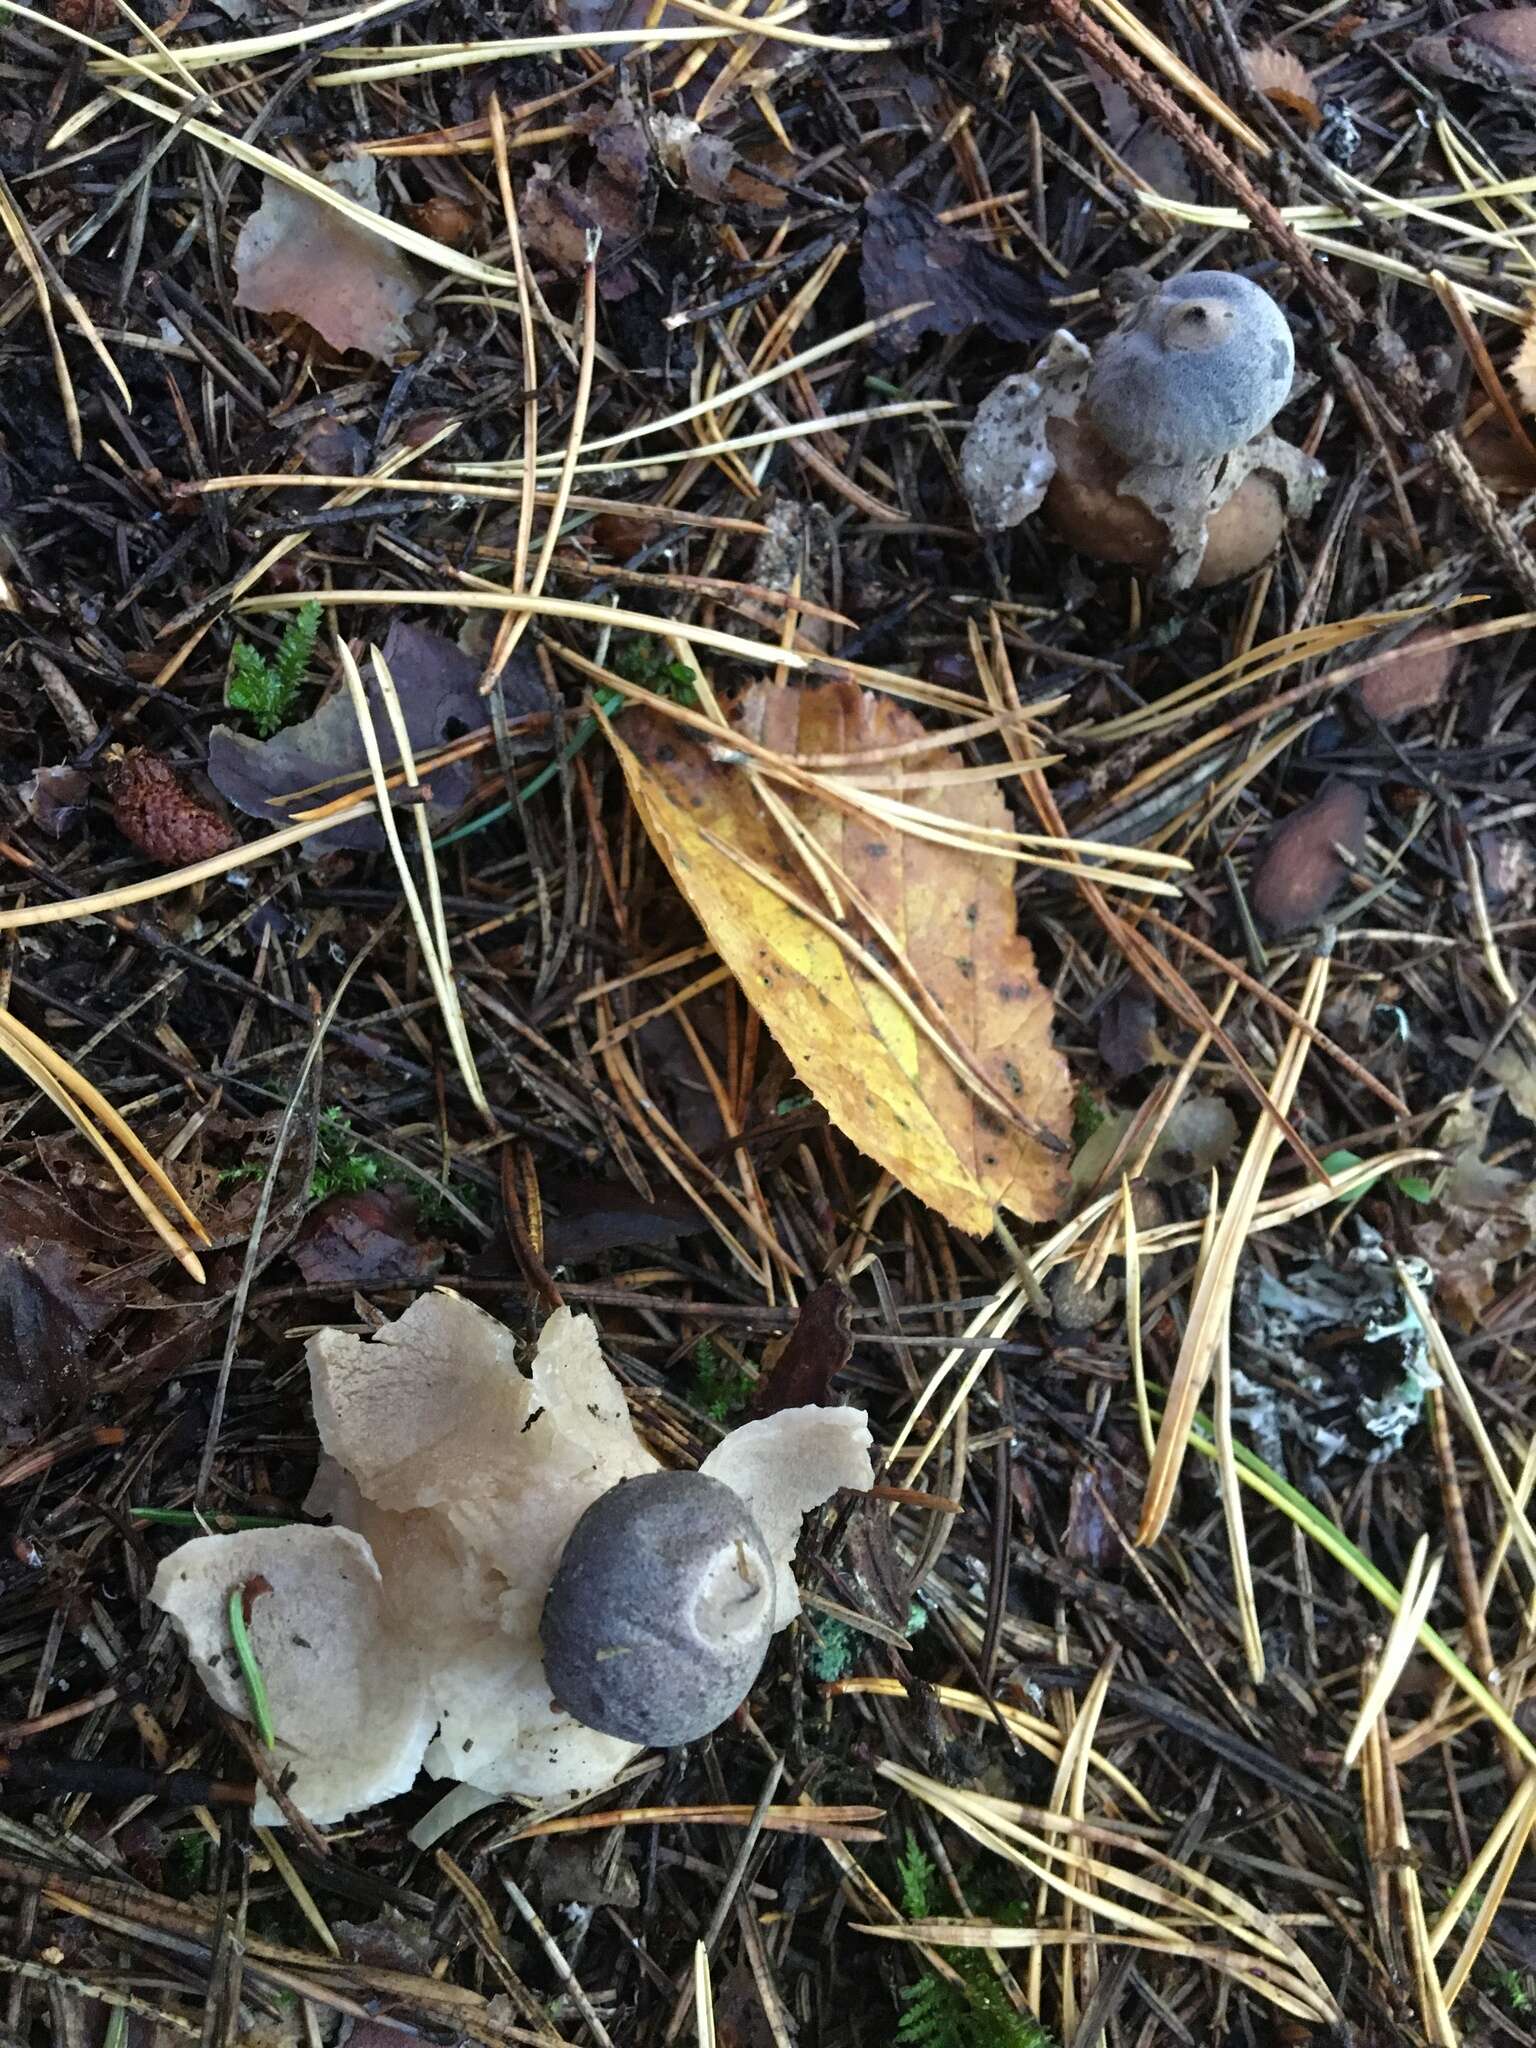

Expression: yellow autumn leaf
xmin=611 ymin=680 xmax=1072 ymax=1233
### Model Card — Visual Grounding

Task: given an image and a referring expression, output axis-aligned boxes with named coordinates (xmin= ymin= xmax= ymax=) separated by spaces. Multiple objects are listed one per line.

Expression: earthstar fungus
xmin=961 ymin=270 xmax=1324 ymax=588
xmin=152 ymin=1292 xmax=873 ymax=1824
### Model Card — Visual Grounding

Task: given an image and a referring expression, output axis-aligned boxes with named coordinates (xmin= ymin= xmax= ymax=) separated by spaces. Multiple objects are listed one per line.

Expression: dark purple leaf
xmin=293 ymin=1189 xmax=446 ymax=1289
xmin=1098 ymin=981 xmax=1157 ymax=1079
xmin=21 ymin=764 xmax=90 ymax=838
xmin=540 ymin=1175 xmax=704 ymax=1263
xmin=860 ymin=191 xmax=1051 ymax=356
xmin=0 ymin=1180 xmax=119 ymax=1440
xmin=208 ymin=621 xmax=548 ymax=852
xmin=750 ymin=1281 xmax=852 ymax=1419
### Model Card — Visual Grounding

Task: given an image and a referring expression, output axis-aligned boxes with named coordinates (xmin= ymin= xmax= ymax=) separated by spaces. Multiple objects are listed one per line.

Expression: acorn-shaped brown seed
xmin=540 ymin=1471 xmax=775 ymax=1747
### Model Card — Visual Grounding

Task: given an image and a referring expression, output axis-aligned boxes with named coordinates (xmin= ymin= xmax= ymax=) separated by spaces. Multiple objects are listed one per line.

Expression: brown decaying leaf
xmin=234 ymin=157 xmax=423 ymax=359
xmin=1411 ymin=9 xmax=1536 ymax=87
xmin=1249 ymin=779 xmax=1368 ymax=933
xmin=1410 ymin=1102 xmax=1536 ymax=1328
xmin=1464 ymin=412 xmax=1536 ymax=493
xmin=1355 ymin=628 xmax=1457 ymax=722
xmin=860 ymin=191 xmax=1051 ymax=356
xmin=613 ymin=681 xmax=1072 ymax=1233
xmin=404 ymin=194 xmax=476 ymax=249
xmin=108 ymin=749 xmax=239 ymax=866
xmin=1243 ymin=45 xmax=1322 ymax=130
xmin=292 ymin=1189 xmax=446 ymax=1289
xmin=750 ymin=1281 xmax=853 ymax=1419
xmin=208 ymin=621 xmax=546 ymax=852
xmin=0 ymin=1179 xmax=119 ymax=1439
xmin=522 ymin=121 xmax=643 ymax=298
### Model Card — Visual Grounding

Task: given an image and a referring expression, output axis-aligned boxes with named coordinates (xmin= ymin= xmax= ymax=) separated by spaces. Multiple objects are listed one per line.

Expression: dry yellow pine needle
xmin=1213 ymin=1257 xmax=1264 ymax=1684
xmin=1436 ymin=1774 xmax=1536 ymax=2008
xmin=1397 ymin=1263 xmax=1536 ymax=1586
xmin=1139 ymin=950 xmax=1330 ymax=1546
xmin=1030 ymin=1650 xmax=1116 ymax=2024
xmin=1123 ymin=1179 xmax=1153 ymax=1461
xmin=481 ymin=242 xmax=597 ymax=693
xmin=830 ymin=1677 xmax=1156 ymax=1817
xmin=0 ymin=798 xmax=378 ymax=932
xmin=0 ymin=1011 xmax=207 ymax=1281
xmin=89 ymin=0 xmax=515 ymax=71
xmin=338 ymin=642 xmax=488 ymax=1116
xmin=509 ymin=1801 xmax=884 ymax=1840
xmin=879 ymin=1762 xmax=1336 ymax=2024
xmin=1082 ymin=0 xmax=1269 ymax=154
xmin=485 ymin=91 xmax=540 ymax=600
xmin=693 ymin=1943 xmax=716 ymax=2048
xmin=0 ymin=172 xmax=81 ymax=459
xmin=449 ymin=399 xmax=948 ymax=478
xmin=316 ymin=1 xmax=892 ymax=86
xmin=1341 ymin=1536 xmax=1443 ymax=1770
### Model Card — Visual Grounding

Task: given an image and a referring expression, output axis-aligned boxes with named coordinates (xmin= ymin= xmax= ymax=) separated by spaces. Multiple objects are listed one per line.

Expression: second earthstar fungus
xmin=152 ymin=1292 xmax=873 ymax=1825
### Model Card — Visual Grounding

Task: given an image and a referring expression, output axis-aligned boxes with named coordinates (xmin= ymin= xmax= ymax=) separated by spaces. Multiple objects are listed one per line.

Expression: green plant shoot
xmin=227 ymin=599 xmax=323 ymax=737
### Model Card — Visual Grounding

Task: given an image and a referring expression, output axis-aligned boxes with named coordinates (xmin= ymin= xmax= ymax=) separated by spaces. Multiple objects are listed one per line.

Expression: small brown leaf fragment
xmin=1463 ymin=414 xmax=1536 ymax=492
xmin=860 ymin=190 xmax=1050 ymax=356
xmin=240 ymin=1575 xmax=272 ymax=1627
xmin=750 ymin=1282 xmax=853 ymax=1419
xmin=1411 ymin=9 xmax=1536 ymax=87
xmin=235 ymin=157 xmax=423 ymax=360
xmin=109 ymin=749 xmax=239 ymax=867
xmin=300 ymin=418 xmax=368 ymax=476
xmin=0 ymin=1180 xmax=119 ymax=1441
xmin=521 ymin=147 xmax=642 ymax=295
xmin=839 ymin=1494 xmax=916 ymax=1633
xmin=1250 ymin=780 xmax=1369 ymax=933
xmin=1064 ymin=1463 xmax=1121 ymax=1573
xmin=293 ymin=1189 xmax=446 ymax=1290
xmin=404 ymin=194 xmax=476 ymax=248
xmin=590 ymin=511 xmax=665 ymax=557
xmin=1355 ymin=629 xmax=1456 ymax=723
xmin=20 ymin=763 xmax=89 ymax=838
xmin=1244 ymin=45 xmax=1322 ymax=129
xmin=1049 ymin=1264 xmax=1121 ymax=1330
xmin=1097 ymin=980 xmax=1158 ymax=1079
xmin=50 ymin=0 xmax=111 ymax=25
